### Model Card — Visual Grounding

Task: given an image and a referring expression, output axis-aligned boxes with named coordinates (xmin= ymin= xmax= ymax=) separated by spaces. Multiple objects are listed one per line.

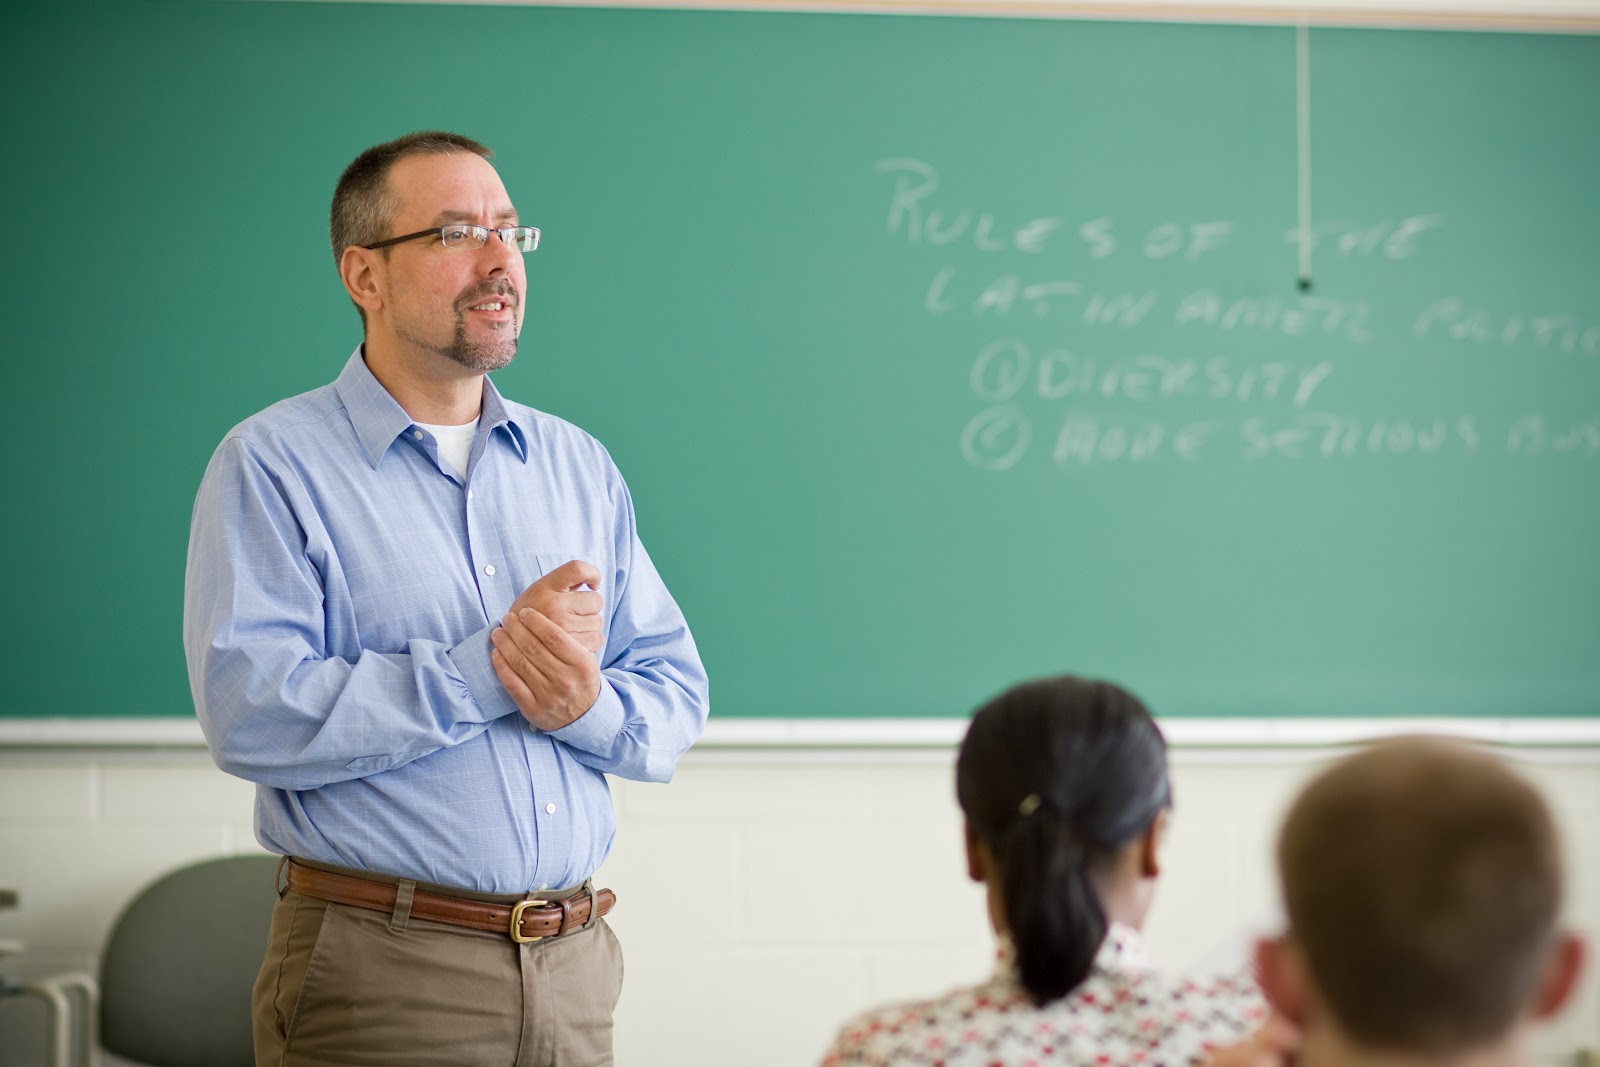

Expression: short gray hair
xmin=328 ymin=131 xmax=494 ymax=325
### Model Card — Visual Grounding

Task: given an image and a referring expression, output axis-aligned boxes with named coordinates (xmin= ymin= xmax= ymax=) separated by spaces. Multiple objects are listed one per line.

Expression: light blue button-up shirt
xmin=184 ymin=349 xmax=708 ymax=892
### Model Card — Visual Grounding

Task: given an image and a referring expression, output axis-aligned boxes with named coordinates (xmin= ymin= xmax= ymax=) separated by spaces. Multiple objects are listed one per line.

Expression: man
xmin=1228 ymin=737 xmax=1587 ymax=1067
xmin=183 ymin=131 xmax=708 ymax=1066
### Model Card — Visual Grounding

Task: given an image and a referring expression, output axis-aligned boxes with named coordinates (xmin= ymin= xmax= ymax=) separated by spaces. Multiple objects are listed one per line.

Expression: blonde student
xmin=1234 ymin=737 xmax=1587 ymax=1067
xmin=818 ymin=675 xmax=1267 ymax=1066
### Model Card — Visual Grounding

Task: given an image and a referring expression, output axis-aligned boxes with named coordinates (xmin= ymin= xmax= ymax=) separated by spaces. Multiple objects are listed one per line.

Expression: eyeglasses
xmin=362 ymin=224 xmax=541 ymax=253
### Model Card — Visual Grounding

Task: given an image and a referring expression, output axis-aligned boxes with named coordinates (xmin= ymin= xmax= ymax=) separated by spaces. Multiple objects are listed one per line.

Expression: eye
xmin=440 ymin=224 xmax=476 ymax=246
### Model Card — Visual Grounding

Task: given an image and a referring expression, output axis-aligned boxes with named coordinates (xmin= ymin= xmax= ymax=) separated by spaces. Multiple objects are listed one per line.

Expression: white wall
xmin=1 ymin=734 xmax=1596 ymax=1066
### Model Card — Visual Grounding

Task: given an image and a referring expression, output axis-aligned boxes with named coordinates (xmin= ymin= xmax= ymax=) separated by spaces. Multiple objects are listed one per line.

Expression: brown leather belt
xmin=286 ymin=860 xmax=615 ymax=943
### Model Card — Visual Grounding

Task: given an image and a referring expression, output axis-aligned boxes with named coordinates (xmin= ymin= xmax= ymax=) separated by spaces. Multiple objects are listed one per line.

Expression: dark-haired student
xmin=1227 ymin=736 xmax=1587 ymax=1067
xmin=817 ymin=675 xmax=1267 ymax=1066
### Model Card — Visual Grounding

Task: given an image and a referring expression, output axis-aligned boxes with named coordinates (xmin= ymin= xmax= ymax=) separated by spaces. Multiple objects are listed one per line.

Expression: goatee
xmin=443 ymin=282 xmax=520 ymax=371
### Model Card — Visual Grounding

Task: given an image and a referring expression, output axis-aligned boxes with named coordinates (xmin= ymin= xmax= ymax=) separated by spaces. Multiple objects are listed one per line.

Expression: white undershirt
xmin=415 ymin=418 xmax=479 ymax=480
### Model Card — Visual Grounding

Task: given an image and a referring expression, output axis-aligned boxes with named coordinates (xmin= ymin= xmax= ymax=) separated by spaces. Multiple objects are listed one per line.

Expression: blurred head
xmin=1259 ymin=737 xmax=1584 ymax=1057
xmin=956 ymin=675 xmax=1171 ymax=1006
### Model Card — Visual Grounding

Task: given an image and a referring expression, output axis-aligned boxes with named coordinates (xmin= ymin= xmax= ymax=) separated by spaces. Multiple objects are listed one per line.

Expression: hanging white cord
xmin=1297 ymin=20 xmax=1313 ymax=290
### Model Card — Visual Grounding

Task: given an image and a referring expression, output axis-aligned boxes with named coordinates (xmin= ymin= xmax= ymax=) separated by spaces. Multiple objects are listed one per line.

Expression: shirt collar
xmin=1094 ymin=921 xmax=1153 ymax=971
xmin=479 ymin=373 xmax=528 ymax=462
xmin=334 ymin=346 xmax=528 ymax=469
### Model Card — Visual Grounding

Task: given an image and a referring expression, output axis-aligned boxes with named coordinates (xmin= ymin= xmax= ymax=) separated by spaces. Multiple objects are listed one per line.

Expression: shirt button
xmin=544 ymin=802 xmax=557 ymax=815
xmin=467 ymin=489 xmax=474 ymax=500
xmin=484 ymin=564 xmax=496 ymax=577
xmin=412 ymin=429 xmax=424 ymax=440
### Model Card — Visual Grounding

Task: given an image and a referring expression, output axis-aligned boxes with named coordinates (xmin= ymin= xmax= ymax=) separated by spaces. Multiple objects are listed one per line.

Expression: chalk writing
xmin=960 ymin=406 xmax=1032 ymax=471
xmin=1052 ymin=417 xmax=1215 ymax=465
xmin=1241 ymin=414 xmax=1480 ymax=459
xmin=925 ymin=273 xmax=1377 ymax=345
xmin=877 ymin=161 xmax=1595 ymax=475
xmin=1279 ymin=216 xmax=1444 ymax=259
xmin=960 ymin=409 xmax=1600 ymax=470
xmin=877 ymin=158 xmax=1062 ymax=255
xmin=1413 ymin=300 xmax=1600 ymax=354
xmin=1174 ymin=291 xmax=1373 ymax=344
xmin=969 ymin=338 xmax=1334 ymax=409
xmin=877 ymin=158 xmax=1233 ymax=261
xmin=1507 ymin=415 xmax=1600 ymax=455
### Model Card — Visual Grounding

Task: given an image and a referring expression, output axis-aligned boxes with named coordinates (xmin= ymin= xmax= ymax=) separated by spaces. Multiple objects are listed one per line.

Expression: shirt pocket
xmin=529 ymin=551 xmax=599 ymax=584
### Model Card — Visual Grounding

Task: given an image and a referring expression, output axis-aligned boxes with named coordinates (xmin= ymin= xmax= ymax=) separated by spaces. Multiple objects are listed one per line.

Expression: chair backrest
xmin=98 ymin=853 xmax=280 ymax=1067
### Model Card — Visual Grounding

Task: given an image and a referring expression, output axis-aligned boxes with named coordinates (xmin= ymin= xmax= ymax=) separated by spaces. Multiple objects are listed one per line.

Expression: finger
xmin=549 ymin=612 xmax=605 ymax=654
xmin=537 ymin=559 xmax=603 ymax=593
xmin=501 ymin=609 xmax=586 ymax=677
xmin=535 ymin=592 xmax=603 ymax=626
xmin=491 ymin=647 xmax=541 ymax=712
xmin=550 ymin=609 xmax=603 ymax=637
xmin=493 ymin=616 xmax=556 ymax=688
xmin=559 ymin=611 xmax=603 ymax=633
xmin=557 ymin=590 xmax=603 ymax=617
xmin=518 ymin=607 xmax=596 ymax=669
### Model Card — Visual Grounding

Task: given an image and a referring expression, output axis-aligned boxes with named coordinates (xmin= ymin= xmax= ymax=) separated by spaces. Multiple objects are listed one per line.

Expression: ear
xmin=1137 ymin=807 xmax=1169 ymax=879
xmin=963 ymin=821 xmax=985 ymax=883
xmin=1254 ymin=936 xmax=1312 ymax=1029
xmin=1530 ymin=931 xmax=1586 ymax=1021
xmin=339 ymin=245 xmax=386 ymax=318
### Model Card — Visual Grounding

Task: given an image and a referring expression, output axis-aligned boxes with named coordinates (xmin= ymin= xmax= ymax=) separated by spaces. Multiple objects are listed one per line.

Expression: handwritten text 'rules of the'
xmin=873 ymin=159 xmax=1600 ymax=472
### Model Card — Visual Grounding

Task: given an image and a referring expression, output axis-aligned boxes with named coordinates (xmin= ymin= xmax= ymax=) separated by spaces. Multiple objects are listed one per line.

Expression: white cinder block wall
xmin=1 ymin=734 xmax=1596 ymax=1067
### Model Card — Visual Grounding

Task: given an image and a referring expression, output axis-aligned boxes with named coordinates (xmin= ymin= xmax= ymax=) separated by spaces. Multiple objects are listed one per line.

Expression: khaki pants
xmin=253 ymin=865 xmax=624 ymax=1067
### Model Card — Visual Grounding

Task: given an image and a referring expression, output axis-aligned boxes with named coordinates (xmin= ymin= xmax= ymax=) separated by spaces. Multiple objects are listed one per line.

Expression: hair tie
xmin=1017 ymin=793 xmax=1042 ymax=817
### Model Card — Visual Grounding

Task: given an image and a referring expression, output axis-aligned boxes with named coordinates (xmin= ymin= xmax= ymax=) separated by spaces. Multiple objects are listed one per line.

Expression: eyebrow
xmin=432 ymin=208 xmax=521 ymax=226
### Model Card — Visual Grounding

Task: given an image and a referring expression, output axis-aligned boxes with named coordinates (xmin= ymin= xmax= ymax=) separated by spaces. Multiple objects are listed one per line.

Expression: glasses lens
xmin=511 ymin=227 xmax=540 ymax=252
xmin=441 ymin=224 xmax=489 ymax=249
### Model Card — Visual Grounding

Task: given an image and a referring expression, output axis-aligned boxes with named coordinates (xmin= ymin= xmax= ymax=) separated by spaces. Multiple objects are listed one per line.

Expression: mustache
xmin=458 ymin=280 xmax=520 ymax=310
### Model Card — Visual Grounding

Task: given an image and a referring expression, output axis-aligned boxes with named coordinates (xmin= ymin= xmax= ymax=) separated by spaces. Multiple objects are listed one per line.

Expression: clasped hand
xmin=490 ymin=559 xmax=604 ymax=731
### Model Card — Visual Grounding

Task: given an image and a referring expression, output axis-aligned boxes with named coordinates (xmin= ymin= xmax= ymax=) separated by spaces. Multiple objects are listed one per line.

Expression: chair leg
xmin=17 ymin=971 xmax=99 ymax=1067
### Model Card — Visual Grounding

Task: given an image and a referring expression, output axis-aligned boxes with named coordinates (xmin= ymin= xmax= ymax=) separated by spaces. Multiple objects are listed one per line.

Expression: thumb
xmin=540 ymin=558 xmax=602 ymax=592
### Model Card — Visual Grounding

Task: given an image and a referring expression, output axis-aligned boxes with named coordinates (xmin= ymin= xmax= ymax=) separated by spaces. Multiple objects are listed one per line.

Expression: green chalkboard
xmin=3 ymin=1 xmax=1597 ymax=719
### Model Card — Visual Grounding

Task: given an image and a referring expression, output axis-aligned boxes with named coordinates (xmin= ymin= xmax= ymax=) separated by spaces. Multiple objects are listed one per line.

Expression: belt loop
xmin=275 ymin=856 xmax=290 ymax=899
xmin=583 ymin=879 xmax=600 ymax=931
xmin=556 ymin=897 xmax=576 ymax=937
xmin=389 ymin=879 xmax=416 ymax=934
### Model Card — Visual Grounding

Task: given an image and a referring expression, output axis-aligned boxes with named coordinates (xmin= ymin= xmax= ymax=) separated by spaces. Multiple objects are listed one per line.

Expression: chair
xmin=21 ymin=853 xmax=280 ymax=1067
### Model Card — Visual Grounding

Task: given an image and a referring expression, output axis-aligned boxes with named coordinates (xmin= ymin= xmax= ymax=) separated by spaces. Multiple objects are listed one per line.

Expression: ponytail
xmin=998 ymin=811 xmax=1107 ymax=1005
xmin=956 ymin=675 xmax=1170 ymax=1007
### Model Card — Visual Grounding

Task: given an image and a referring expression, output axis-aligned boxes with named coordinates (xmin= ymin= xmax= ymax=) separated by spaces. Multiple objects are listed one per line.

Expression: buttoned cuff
xmin=449 ymin=626 xmax=520 ymax=721
xmin=547 ymin=678 xmax=624 ymax=754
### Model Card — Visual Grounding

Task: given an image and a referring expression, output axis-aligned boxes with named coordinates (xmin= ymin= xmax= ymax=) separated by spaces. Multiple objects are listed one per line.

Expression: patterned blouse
xmin=818 ymin=923 xmax=1265 ymax=1067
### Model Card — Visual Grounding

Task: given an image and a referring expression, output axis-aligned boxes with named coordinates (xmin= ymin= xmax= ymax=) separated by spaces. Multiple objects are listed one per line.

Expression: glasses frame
xmin=361 ymin=224 xmax=541 ymax=253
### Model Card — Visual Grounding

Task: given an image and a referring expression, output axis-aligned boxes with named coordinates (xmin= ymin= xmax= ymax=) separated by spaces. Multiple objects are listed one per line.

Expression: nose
xmin=478 ymin=229 xmax=520 ymax=275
